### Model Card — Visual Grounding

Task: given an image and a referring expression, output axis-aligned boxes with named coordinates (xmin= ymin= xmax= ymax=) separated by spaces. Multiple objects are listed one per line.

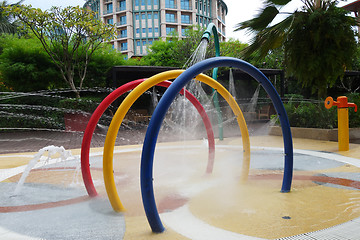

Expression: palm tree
xmin=0 ymin=0 xmax=23 ymax=34
xmin=235 ymin=0 xmax=331 ymax=58
xmin=235 ymin=0 xmax=357 ymax=98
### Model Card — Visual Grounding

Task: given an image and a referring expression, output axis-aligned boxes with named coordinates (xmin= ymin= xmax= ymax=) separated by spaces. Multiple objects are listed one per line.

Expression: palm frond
xmin=242 ymin=14 xmax=295 ymax=59
xmin=235 ymin=6 xmax=279 ymax=32
xmin=266 ymin=0 xmax=292 ymax=6
xmin=0 ymin=0 xmax=23 ymax=34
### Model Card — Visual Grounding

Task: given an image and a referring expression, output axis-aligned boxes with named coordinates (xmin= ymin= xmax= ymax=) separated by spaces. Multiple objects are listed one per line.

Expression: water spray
xmin=201 ymin=23 xmax=224 ymax=140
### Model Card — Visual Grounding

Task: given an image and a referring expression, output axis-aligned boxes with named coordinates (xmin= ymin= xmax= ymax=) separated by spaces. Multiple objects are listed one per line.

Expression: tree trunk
xmin=67 ymin=73 xmax=80 ymax=98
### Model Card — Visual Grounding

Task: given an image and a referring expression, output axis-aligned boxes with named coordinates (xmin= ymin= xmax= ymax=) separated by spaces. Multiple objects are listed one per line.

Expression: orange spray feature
xmin=324 ymin=96 xmax=357 ymax=151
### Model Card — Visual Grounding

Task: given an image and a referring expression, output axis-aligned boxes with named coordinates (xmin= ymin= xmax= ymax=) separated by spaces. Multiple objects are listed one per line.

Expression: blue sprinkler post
xmin=140 ymin=57 xmax=294 ymax=233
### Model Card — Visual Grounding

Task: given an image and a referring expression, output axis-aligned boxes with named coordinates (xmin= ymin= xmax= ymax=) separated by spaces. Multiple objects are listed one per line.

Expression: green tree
xmin=143 ymin=27 xmax=214 ymax=68
xmin=143 ymin=39 xmax=181 ymax=67
xmin=84 ymin=45 xmax=125 ymax=88
xmin=5 ymin=5 xmax=115 ymax=98
xmin=249 ymin=47 xmax=285 ymax=69
xmin=235 ymin=0 xmax=357 ymax=98
xmin=0 ymin=34 xmax=62 ymax=91
xmin=219 ymin=38 xmax=247 ymax=59
xmin=285 ymin=4 xmax=356 ymax=98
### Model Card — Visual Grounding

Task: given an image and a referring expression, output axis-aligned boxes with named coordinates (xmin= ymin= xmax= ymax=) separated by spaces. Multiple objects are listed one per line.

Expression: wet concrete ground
xmin=1 ymin=135 xmax=360 ymax=239
xmin=0 ymin=121 xmax=269 ymax=154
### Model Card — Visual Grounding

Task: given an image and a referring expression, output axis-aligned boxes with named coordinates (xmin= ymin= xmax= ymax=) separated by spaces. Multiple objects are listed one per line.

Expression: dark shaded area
xmin=0 ymin=122 xmax=269 ymax=154
xmin=108 ymin=65 xmax=285 ymax=97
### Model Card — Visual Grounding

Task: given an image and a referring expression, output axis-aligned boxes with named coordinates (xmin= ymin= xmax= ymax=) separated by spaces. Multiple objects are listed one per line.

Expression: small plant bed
xmin=0 ymin=89 xmax=111 ymax=132
xmin=269 ymin=93 xmax=360 ymax=141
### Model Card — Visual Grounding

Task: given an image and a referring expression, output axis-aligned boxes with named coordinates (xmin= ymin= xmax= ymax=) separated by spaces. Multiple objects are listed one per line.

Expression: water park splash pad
xmin=2 ymin=56 xmax=360 ymax=239
xmin=3 ymin=139 xmax=360 ymax=239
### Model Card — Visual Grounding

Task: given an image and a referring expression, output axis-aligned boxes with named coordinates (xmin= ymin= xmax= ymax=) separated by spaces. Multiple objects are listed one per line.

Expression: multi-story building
xmin=84 ymin=0 xmax=227 ymax=59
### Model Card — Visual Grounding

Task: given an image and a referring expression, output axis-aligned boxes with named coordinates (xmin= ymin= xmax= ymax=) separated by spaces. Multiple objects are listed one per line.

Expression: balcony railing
xmin=117 ymin=33 xmax=127 ymax=39
xmin=165 ymin=3 xmax=176 ymax=9
xmin=181 ymin=20 xmax=192 ymax=24
xmin=103 ymin=9 xmax=113 ymax=15
xmin=181 ymin=5 xmax=191 ymax=10
xmin=116 ymin=6 xmax=126 ymax=12
xmin=116 ymin=21 xmax=126 ymax=26
xmin=217 ymin=16 xmax=225 ymax=24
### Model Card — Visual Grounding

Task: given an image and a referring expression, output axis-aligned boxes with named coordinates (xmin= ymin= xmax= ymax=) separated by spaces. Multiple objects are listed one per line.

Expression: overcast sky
xmin=12 ymin=0 xmax=352 ymax=43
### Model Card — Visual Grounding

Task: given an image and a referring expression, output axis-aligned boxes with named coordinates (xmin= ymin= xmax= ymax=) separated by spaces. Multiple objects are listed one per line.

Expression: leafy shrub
xmin=84 ymin=45 xmax=125 ymax=88
xmin=0 ymin=35 xmax=63 ymax=91
xmin=0 ymin=97 xmax=64 ymax=130
xmin=0 ymin=93 xmax=104 ymax=130
xmin=282 ymin=93 xmax=360 ymax=129
xmin=347 ymin=93 xmax=360 ymax=128
xmin=58 ymin=97 xmax=101 ymax=113
xmin=283 ymin=99 xmax=337 ymax=129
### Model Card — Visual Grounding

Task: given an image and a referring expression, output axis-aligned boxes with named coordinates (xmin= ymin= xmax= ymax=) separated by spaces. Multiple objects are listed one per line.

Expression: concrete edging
xmin=269 ymin=126 xmax=360 ymax=141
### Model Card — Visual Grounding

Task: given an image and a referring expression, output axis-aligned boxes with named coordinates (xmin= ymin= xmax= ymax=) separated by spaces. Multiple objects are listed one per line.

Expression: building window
xmin=135 ymin=0 xmax=139 ymax=6
xmin=119 ymin=0 xmax=126 ymax=11
xmin=141 ymin=0 xmax=145 ymax=6
xmin=154 ymin=27 xmax=159 ymax=33
xmin=121 ymin=42 xmax=128 ymax=51
xmin=148 ymin=28 xmax=152 ymax=33
xmin=142 ymin=28 xmax=146 ymax=33
xmin=165 ymin=0 xmax=175 ymax=8
xmin=148 ymin=13 xmax=152 ymax=19
xmin=136 ymin=40 xmax=140 ymax=46
xmin=181 ymin=0 xmax=190 ymax=10
xmin=166 ymin=13 xmax=176 ymax=23
xmin=181 ymin=14 xmax=190 ymax=24
xmin=182 ymin=28 xmax=187 ymax=36
xmin=154 ymin=13 xmax=158 ymax=19
xmin=120 ymin=29 xmax=127 ymax=38
xmin=148 ymin=0 xmax=152 ymax=5
xmin=136 ymin=28 xmax=140 ymax=34
xmin=166 ymin=27 xmax=175 ymax=35
xmin=142 ymin=13 xmax=146 ymax=19
xmin=107 ymin=18 xmax=113 ymax=25
xmin=106 ymin=3 xmax=113 ymax=14
xmin=148 ymin=40 xmax=153 ymax=44
xmin=120 ymin=15 xmax=126 ymax=25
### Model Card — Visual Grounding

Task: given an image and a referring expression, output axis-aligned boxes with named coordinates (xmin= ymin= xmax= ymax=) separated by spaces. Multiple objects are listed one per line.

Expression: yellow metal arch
xmin=102 ymin=70 xmax=250 ymax=212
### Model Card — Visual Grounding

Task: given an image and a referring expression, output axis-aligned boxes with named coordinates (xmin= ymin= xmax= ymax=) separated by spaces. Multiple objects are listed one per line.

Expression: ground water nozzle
xmin=324 ymin=96 xmax=357 ymax=151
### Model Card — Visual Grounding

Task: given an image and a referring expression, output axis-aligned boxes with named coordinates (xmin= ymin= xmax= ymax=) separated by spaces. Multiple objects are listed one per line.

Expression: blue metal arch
xmin=140 ymin=56 xmax=293 ymax=233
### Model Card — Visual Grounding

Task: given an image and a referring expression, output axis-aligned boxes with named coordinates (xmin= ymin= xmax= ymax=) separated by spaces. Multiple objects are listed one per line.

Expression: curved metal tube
xmin=81 ymin=78 xmax=215 ymax=198
xmin=102 ymin=70 xmax=250 ymax=213
xmin=140 ymin=57 xmax=293 ymax=233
